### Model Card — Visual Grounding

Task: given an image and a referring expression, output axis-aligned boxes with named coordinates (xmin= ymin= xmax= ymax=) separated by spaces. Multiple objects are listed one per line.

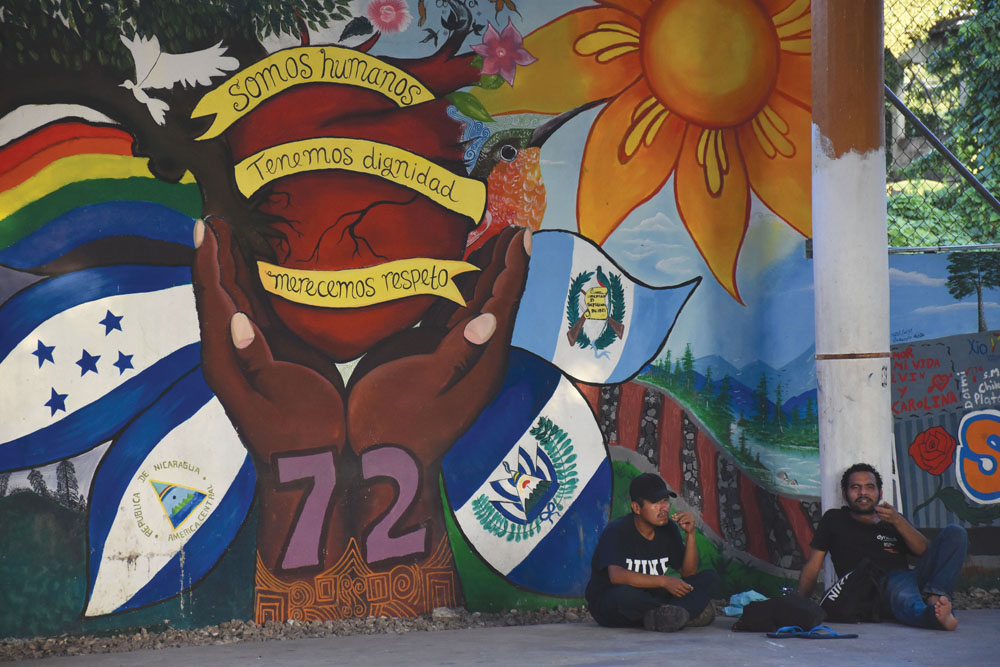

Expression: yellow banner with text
xmin=234 ymin=137 xmax=486 ymax=223
xmin=192 ymin=46 xmax=435 ymax=140
xmin=257 ymin=258 xmax=479 ymax=308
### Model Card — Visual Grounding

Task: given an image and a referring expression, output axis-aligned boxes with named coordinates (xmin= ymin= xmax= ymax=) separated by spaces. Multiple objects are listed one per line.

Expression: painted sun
xmin=475 ymin=0 xmax=811 ymax=302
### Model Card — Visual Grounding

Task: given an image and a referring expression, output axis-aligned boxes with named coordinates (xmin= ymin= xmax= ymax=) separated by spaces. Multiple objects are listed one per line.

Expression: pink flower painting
xmin=366 ymin=0 xmax=412 ymax=34
xmin=472 ymin=19 xmax=537 ymax=86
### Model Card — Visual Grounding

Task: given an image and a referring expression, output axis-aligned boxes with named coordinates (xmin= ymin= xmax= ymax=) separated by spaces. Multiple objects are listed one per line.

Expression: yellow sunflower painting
xmin=474 ymin=0 xmax=811 ymax=302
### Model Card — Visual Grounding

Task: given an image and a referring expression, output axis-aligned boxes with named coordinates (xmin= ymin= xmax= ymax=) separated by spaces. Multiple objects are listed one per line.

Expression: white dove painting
xmin=120 ymin=33 xmax=239 ymax=125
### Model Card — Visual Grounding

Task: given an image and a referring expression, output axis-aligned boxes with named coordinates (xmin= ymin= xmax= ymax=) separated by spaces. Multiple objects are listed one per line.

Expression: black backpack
xmin=820 ymin=558 xmax=884 ymax=622
xmin=731 ymin=594 xmax=827 ymax=632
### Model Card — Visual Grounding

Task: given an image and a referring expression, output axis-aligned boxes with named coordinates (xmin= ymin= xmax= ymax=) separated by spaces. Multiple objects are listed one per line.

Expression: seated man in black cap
xmin=586 ymin=472 xmax=719 ymax=632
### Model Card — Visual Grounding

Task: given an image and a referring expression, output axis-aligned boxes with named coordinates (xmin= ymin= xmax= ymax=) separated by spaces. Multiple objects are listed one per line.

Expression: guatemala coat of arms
xmin=566 ymin=266 xmax=626 ymax=350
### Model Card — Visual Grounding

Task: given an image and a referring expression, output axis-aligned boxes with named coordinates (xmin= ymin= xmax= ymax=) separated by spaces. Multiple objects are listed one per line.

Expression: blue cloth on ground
xmin=723 ymin=590 xmax=769 ymax=617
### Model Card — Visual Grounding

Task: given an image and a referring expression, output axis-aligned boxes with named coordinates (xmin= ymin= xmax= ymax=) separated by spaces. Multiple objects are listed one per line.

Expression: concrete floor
xmin=21 ymin=610 xmax=999 ymax=666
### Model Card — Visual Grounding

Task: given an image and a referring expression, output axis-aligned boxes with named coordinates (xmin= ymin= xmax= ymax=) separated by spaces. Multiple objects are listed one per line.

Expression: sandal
xmin=766 ymin=625 xmax=806 ymax=638
xmin=803 ymin=625 xmax=858 ymax=639
xmin=766 ymin=624 xmax=858 ymax=639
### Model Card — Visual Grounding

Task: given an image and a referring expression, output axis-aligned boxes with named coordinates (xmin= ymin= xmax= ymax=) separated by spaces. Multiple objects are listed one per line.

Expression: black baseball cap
xmin=629 ymin=473 xmax=678 ymax=503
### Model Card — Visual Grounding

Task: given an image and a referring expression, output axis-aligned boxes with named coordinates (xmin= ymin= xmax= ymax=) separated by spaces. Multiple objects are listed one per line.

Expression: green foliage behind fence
xmin=885 ymin=0 xmax=1000 ymax=249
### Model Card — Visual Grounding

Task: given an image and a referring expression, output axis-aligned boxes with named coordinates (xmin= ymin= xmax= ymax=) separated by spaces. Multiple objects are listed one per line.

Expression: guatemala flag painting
xmin=0 ymin=265 xmax=201 ymax=470
xmin=511 ymin=231 xmax=699 ymax=385
xmin=442 ymin=350 xmax=611 ymax=596
xmin=85 ymin=368 xmax=255 ymax=616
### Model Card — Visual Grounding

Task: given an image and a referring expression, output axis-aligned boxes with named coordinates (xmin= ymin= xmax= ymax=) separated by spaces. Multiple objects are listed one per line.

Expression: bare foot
xmin=932 ymin=595 xmax=958 ymax=631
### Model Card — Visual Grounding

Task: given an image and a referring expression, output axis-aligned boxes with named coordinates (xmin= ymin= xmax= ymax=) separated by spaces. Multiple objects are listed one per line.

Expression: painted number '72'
xmin=275 ymin=446 xmax=426 ymax=570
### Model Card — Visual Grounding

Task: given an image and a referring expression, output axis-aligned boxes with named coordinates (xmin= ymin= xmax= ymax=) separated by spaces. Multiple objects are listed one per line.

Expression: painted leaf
xmin=339 ymin=16 xmax=373 ymax=41
xmin=936 ymin=486 xmax=1000 ymax=525
xmin=478 ymin=74 xmax=505 ymax=90
xmin=447 ymin=91 xmax=494 ymax=123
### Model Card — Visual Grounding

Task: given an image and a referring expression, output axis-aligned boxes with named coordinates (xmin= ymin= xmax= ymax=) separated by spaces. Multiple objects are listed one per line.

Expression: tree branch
xmin=0 ymin=60 xmax=275 ymax=260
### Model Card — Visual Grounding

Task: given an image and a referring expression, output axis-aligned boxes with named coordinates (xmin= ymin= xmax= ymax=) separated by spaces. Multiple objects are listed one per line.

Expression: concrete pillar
xmin=812 ymin=0 xmax=892 ymax=528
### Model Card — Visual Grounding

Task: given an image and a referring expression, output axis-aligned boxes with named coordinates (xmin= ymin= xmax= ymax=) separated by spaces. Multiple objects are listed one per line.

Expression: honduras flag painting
xmin=85 ymin=368 xmax=255 ymax=617
xmin=442 ymin=350 xmax=611 ymax=596
xmin=512 ymin=231 xmax=699 ymax=385
xmin=0 ymin=265 xmax=201 ymax=470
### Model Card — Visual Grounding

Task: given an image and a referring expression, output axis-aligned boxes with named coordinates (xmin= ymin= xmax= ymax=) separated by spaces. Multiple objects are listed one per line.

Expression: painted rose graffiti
xmin=909 ymin=425 xmax=957 ymax=476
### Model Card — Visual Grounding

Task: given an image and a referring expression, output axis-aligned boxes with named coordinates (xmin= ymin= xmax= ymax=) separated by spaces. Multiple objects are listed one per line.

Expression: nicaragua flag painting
xmin=442 ymin=349 xmax=611 ymax=596
xmin=0 ymin=265 xmax=201 ymax=470
xmin=512 ymin=231 xmax=699 ymax=385
xmin=86 ymin=368 xmax=255 ymax=617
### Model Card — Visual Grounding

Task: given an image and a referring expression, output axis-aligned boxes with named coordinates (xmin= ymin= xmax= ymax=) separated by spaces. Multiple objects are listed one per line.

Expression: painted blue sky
xmin=537 ymin=111 xmax=994 ymax=369
xmin=600 ymin=198 xmax=815 ymax=370
xmin=889 ymin=254 xmax=1000 ymax=342
xmin=536 ymin=103 xmax=816 ymax=369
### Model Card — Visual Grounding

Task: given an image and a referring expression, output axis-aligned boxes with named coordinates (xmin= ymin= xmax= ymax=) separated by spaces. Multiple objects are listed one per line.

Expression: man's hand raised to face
xmin=672 ymin=511 xmax=696 ymax=535
xmin=875 ymin=501 xmax=905 ymax=526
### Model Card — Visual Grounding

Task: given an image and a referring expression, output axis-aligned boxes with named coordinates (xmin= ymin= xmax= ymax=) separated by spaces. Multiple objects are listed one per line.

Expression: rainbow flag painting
xmin=0 ymin=120 xmax=201 ymax=272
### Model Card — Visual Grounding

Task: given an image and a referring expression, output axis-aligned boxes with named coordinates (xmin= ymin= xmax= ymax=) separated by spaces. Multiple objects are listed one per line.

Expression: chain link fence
xmin=884 ymin=0 xmax=1000 ymax=251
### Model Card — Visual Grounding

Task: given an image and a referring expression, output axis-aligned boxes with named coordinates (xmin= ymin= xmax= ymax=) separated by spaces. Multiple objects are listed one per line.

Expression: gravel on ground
xmin=2 ymin=588 xmax=998 ymax=663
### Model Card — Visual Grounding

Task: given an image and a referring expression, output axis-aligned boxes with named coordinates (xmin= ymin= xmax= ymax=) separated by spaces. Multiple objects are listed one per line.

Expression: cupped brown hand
xmin=191 ymin=218 xmax=347 ymax=463
xmin=346 ymin=227 xmax=531 ymax=461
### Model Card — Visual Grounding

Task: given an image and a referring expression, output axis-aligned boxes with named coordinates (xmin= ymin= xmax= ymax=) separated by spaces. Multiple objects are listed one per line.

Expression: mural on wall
xmin=0 ymin=0 xmax=817 ymax=636
xmin=891 ymin=335 xmax=996 ymax=517
xmin=883 ymin=252 xmax=1000 ymax=559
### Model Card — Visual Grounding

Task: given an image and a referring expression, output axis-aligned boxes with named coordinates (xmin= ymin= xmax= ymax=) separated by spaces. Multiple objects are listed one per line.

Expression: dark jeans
xmin=589 ymin=569 xmax=719 ymax=628
xmin=883 ymin=524 xmax=967 ymax=629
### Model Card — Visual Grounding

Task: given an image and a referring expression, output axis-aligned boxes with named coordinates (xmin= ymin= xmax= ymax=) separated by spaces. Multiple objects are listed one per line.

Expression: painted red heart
xmin=256 ymin=170 xmax=469 ymax=361
xmin=226 ymin=71 xmax=479 ymax=361
xmin=930 ymin=374 xmax=952 ymax=392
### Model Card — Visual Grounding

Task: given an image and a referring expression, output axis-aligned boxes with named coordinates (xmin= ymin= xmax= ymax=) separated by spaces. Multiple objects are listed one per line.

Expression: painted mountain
xmin=695 ymin=346 xmax=816 ymax=400
xmin=642 ymin=345 xmax=817 ymax=419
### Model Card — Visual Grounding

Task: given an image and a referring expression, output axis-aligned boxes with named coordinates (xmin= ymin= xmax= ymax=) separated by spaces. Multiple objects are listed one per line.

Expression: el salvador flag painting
xmin=512 ymin=231 xmax=699 ymax=385
xmin=442 ymin=350 xmax=612 ymax=596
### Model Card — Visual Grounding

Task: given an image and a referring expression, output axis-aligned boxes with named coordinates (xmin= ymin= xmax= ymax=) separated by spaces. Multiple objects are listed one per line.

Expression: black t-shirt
xmin=585 ymin=514 xmax=686 ymax=604
xmin=810 ymin=507 xmax=911 ymax=577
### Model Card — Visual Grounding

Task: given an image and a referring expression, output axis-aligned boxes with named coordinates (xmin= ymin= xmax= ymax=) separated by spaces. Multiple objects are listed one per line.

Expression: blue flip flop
xmin=766 ymin=625 xmax=806 ymax=638
xmin=766 ymin=624 xmax=858 ymax=639
xmin=803 ymin=625 xmax=858 ymax=639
